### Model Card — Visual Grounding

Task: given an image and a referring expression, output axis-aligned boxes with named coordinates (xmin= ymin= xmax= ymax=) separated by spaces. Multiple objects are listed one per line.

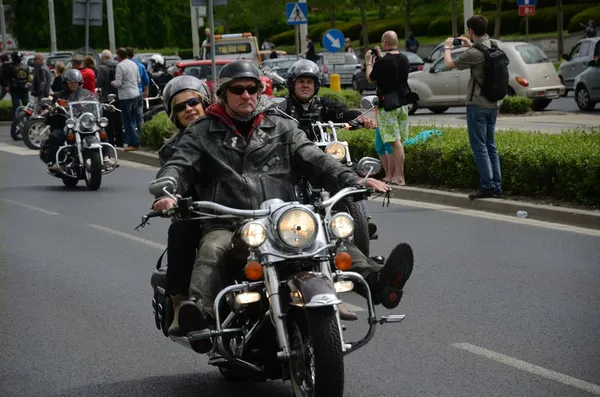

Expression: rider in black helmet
xmin=279 ymin=59 xmax=376 ymax=141
xmin=8 ymin=51 xmax=31 ymax=119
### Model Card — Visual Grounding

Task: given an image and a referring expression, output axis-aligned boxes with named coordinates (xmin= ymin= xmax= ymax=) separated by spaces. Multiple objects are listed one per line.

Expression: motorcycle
xmin=39 ymin=95 xmax=120 ymax=190
xmin=143 ymin=157 xmax=405 ymax=397
xmin=143 ymin=79 xmax=165 ymax=122
xmin=261 ymin=66 xmax=286 ymax=91
xmin=10 ymin=95 xmax=52 ymax=142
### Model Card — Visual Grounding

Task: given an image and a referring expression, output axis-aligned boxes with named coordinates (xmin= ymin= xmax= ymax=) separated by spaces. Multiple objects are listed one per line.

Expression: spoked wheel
xmin=289 ymin=307 xmax=344 ymax=397
xmin=22 ymin=118 xmax=49 ymax=150
xmin=333 ymin=197 xmax=370 ymax=257
xmin=10 ymin=111 xmax=25 ymax=141
xmin=84 ymin=151 xmax=103 ymax=190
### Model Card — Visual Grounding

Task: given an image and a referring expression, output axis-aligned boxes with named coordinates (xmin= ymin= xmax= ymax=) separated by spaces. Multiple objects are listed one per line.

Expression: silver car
xmin=573 ymin=58 xmax=600 ymax=111
xmin=407 ymin=40 xmax=563 ymax=114
xmin=558 ymin=38 xmax=600 ymax=95
xmin=317 ymin=52 xmax=362 ymax=87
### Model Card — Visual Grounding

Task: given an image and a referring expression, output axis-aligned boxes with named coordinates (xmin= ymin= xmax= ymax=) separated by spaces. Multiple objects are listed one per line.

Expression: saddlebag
xmin=150 ymin=248 xmax=173 ymax=336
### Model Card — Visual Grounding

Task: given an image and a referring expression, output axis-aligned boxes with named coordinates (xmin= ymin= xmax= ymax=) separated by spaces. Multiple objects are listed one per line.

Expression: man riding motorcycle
xmin=45 ymin=69 xmax=97 ymax=172
xmin=278 ymin=59 xmax=376 ymax=140
xmin=148 ymin=54 xmax=172 ymax=96
xmin=151 ymin=61 xmax=415 ymax=353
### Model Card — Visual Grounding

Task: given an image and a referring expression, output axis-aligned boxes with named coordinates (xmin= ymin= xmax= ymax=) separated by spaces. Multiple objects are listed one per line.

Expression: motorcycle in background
xmin=10 ymin=95 xmax=52 ymax=142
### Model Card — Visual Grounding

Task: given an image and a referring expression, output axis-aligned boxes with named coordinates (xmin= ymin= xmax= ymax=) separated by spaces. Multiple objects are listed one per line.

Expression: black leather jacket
xmin=278 ymin=95 xmax=361 ymax=141
xmin=154 ymin=106 xmax=362 ymax=224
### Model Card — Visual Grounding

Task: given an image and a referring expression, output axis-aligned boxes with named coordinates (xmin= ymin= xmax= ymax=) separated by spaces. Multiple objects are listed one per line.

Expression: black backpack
xmin=471 ymin=41 xmax=509 ymax=102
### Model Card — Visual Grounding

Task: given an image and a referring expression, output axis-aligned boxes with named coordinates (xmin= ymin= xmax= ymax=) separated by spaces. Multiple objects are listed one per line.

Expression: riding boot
xmin=338 ymin=303 xmax=358 ymax=321
xmin=167 ymin=294 xmax=186 ymax=336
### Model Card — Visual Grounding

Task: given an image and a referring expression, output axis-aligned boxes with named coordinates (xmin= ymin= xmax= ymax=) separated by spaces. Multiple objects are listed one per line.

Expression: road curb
xmin=117 ymin=148 xmax=600 ymax=231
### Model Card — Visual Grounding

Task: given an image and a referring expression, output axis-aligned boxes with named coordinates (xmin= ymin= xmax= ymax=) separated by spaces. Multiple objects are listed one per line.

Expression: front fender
xmin=288 ymin=271 xmax=341 ymax=308
xmin=81 ymin=135 xmax=102 ymax=150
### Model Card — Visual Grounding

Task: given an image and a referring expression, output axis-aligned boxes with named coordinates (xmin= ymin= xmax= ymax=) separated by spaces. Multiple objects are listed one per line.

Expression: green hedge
xmin=0 ymin=100 xmax=12 ymax=121
xmin=140 ymin=112 xmax=176 ymax=149
xmin=500 ymin=96 xmax=532 ymax=114
xmin=568 ymin=6 xmax=600 ymax=33
xmin=274 ymin=88 xmax=362 ymax=109
xmin=338 ymin=126 xmax=600 ymax=205
xmin=520 ymin=4 xmax=589 ymax=35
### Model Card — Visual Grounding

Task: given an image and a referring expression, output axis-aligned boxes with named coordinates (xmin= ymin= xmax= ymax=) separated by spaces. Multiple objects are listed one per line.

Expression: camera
xmin=452 ymin=37 xmax=462 ymax=46
xmin=369 ymin=47 xmax=380 ymax=61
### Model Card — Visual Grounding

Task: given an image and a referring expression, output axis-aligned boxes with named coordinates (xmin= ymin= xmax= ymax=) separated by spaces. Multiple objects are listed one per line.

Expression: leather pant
xmin=188 ymin=229 xmax=378 ymax=317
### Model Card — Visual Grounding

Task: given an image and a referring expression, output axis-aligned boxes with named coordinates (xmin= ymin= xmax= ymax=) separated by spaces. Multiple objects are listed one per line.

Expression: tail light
xmin=24 ymin=109 xmax=33 ymax=116
xmin=417 ymin=65 xmax=424 ymax=71
xmin=516 ymin=76 xmax=529 ymax=87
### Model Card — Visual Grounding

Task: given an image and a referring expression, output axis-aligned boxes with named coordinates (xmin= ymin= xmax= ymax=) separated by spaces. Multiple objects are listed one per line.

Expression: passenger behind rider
xmin=151 ymin=61 xmax=414 ymax=353
xmin=278 ymin=59 xmax=376 ymax=141
xmin=45 ymin=69 xmax=108 ymax=173
xmin=155 ymin=75 xmax=212 ymax=337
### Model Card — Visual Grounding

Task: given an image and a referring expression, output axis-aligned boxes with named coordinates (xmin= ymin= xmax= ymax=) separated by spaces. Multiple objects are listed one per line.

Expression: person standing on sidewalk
xmin=126 ymin=47 xmax=149 ymax=138
xmin=30 ymin=53 xmax=52 ymax=107
xmin=112 ymin=47 xmax=141 ymax=151
xmin=443 ymin=15 xmax=505 ymax=199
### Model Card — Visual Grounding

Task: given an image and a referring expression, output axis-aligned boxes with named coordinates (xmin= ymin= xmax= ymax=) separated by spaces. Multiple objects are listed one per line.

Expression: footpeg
xmin=378 ymin=314 xmax=405 ymax=324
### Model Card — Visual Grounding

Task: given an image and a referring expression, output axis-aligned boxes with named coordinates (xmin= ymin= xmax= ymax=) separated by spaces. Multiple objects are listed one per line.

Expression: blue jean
xmin=11 ymin=91 xmax=29 ymax=120
xmin=466 ymin=105 xmax=502 ymax=192
xmin=135 ymin=95 xmax=144 ymax=135
xmin=119 ymin=97 xmax=141 ymax=147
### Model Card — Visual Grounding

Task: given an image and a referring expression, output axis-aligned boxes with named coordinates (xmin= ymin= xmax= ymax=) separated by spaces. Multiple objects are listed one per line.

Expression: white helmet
xmin=149 ymin=54 xmax=165 ymax=66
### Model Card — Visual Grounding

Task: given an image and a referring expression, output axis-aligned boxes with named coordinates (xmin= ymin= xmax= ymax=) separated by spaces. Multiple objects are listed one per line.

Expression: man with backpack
xmin=7 ymin=51 xmax=30 ymax=120
xmin=443 ymin=15 xmax=509 ymax=200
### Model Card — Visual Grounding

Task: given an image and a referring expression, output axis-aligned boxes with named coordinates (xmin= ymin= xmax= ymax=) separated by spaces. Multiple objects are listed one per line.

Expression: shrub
xmin=568 ymin=6 xmax=600 ymax=33
xmin=270 ymin=30 xmax=297 ymax=46
xmin=140 ymin=111 xmax=176 ymax=149
xmin=500 ymin=96 xmax=532 ymax=114
xmin=519 ymin=4 xmax=588 ymax=35
xmin=338 ymin=126 xmax=600 ymax=205
xmin=0 ymin=100 xmax=12 ymax=121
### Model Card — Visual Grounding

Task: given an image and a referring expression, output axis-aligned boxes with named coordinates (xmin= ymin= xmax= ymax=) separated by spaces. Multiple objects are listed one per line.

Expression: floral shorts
xmin=377 ymin=105 xmax=409 ymax=143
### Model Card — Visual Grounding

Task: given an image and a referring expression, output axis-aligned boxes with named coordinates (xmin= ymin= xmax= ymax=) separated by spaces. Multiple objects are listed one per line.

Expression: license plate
xmin=547 ymin=90 xmax=558 ymax=97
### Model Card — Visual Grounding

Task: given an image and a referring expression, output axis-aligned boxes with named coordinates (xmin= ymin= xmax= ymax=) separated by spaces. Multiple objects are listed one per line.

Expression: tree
xmin=451 ymin=0 xmax=458 ymax=37
xmin=494 ymin=0 xmax=502 ymax=38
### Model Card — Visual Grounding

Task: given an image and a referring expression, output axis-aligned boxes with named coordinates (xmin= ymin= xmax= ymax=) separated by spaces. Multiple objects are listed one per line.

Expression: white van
xmin=202 ymin=33 xmax=260 ymax=67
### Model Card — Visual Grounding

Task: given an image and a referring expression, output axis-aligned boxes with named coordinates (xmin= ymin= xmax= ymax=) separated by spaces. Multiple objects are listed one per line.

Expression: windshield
xmin=69 ymin=101 xmax=101 ymax=119
xmin=516 ymin=44 xmax=550 ymax=64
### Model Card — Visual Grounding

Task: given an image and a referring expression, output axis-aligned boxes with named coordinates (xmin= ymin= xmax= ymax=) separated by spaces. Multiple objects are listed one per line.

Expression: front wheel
xmin=335 ymin=197 xmax=369 ymax=257
xmin=22 ymin=118 xmax=49 ymax=150
xmin=575 ymin=85 xmax=596 ymax=111
xmin=84 ymin=151 xmax=102 ymax=190
xmin=10 ymin=111 xmax=25 ymax=141
xmin=289 ymin=307 xmax=344 ymax=397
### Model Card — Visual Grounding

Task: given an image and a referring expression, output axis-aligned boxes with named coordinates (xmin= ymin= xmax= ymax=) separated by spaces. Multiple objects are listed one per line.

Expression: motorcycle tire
xmin=289 ymin=307 xmax=344 ymax=397
xmin=21 ymin=118 xmax=49 ymax=150
xmin=84 ymin=151 xmax=103 ymax=191
xmin=10 ymin=112 xmax=25 ymax=141
xmin=334 ymin=197 xmax=370 ymax=257
xmin=143 ymin=105 xmax=165 ymax=123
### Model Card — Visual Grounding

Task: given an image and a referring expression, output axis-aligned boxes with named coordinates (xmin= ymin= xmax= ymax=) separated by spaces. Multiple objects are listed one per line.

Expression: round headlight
xmin=99 ymin=117 xmax=109 ymax=128
xmin=80 ymin=113 xmax=96 ymax=129
xmin=65 ymin=118 xmax=76 ymax=129
xmin=329 ymin=213 xmax=354 ymax=239
xmin=326 ymin=142 xmax=346 ymax=161
xmin=241 ymin=222 xmax=267 ymax=247
xmin=277 ymin=208 xmax=317 ymax=248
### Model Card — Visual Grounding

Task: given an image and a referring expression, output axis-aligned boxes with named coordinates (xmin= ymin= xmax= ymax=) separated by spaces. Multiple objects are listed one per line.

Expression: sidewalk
xmin=117 ymin=147 xmax=600 ymax=231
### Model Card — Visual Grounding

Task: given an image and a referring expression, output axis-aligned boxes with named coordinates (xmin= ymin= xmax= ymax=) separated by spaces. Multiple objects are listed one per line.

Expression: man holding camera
xmin=443 ymin=15 xmax=505 ymax=200
xmin=365 ymin=30 xmax=411 ymax=186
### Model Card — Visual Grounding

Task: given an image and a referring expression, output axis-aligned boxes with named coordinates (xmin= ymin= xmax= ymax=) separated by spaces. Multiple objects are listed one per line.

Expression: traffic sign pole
xmin=299 ymin=0 xmax=307 ymax=58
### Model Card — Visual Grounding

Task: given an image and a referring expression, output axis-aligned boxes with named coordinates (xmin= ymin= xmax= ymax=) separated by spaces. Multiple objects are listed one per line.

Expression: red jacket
xmin=78 ymin=67 xmax=96 ymax=92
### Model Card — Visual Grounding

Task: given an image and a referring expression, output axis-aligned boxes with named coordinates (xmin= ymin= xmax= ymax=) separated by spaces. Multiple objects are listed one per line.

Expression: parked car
xmin=573 ymin=57 xmax=600 ymax=110
xmin=406 ymin=40 xmax=564 ymax=114
xmin=258 ymin=50 xmax=288 ymax=62
xmin=46 ymin=51 xmax=73 ymax=72
xmin=174 ymin=59 xmax=274 ymax=97
xmin=558 ymin=37 xmax=600 ymax=96
xmin=352 ymin=51 xmax=424 ymax=93
xmin=422 ymin=42 xmax=461 ymax=70
xmin=163 ymin=55 xmax=182 ymax=69
xmin=316 ymin=52 xmax=362 ymax=87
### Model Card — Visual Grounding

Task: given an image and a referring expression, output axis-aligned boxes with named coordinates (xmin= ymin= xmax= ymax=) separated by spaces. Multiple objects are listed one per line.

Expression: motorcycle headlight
xmin=326 ymin=142 xmax=346 ymax=161
xmin=99 ymin=117 xmax=109 ymax=128
xmin=241 ymin=222 xmax=267 ymax=247
xmin=277 ymin=208 xmax=317 ymax=249
xmin=65 ymin=118 xmax=76 ymax=129
xmin=329 ymin=213 xmax=354 ymax=239
xmin=80 ymin=113 xmax=96 ymax=129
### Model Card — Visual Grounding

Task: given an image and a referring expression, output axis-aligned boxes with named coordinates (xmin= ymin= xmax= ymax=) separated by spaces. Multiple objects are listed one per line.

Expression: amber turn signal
xmin=66 ymin=133 xmax=75 ymax=142
xmin=335 ymin=251 xmax=352 ymax=271
xmin=99 ymin=131 xmax=107 ymax=140
xmin=244 ymin=261 xmax=263 ymax=280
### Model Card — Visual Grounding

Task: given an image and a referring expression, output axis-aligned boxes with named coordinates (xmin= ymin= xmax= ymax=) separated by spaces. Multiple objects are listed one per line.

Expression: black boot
xmin=178 ymin=296 xmax=212 ymax=353
xmin=368 ymin=243 xmax=414 ymax=309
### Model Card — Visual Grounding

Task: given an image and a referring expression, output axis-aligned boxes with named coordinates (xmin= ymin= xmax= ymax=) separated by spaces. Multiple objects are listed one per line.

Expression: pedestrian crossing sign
xmin=286 ymin=2 xmax=308 ymax=25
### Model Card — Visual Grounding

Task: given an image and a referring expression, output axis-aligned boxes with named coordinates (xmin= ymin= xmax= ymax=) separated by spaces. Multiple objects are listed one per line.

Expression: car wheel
xmin=559 ymin=76 xmax=568 ymax=97
xmin=531 ymin=99 xmax=551 ymax=111
xmin=428 ymin=107 xmax=449 ymax=114
xmin=575 ymin=85 xmax=596 ymax=111
xmin=408 ymin=99 xmax=418 ymax=115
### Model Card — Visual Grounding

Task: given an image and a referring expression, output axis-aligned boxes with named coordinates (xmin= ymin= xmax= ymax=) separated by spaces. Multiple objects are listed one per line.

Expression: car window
xmin=345 ymin=53 xmax=359 ymax=64
xmin=569 ymin=42 xmax=582 ymax=59
xmin=403 ymin=52 xmax=423 ymax=63
xmin=515 ymin=44 xmax=550 ymax=64
xmin=429 ymin=46 xmax=443 ymax=62
xmin=579 ymin=41 xmax=591 ymax=58
xmin=184 ymin=65 xmax=224 ymax=79
xmin=431 ymin=51 xmax=461 ymax=73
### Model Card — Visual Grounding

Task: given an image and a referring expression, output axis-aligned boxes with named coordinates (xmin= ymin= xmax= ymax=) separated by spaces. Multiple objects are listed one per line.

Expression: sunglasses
xmin=173 ymin=96 xmax=203 ymax=113
xmin=227 ymin=85 xmax=259 ymax=95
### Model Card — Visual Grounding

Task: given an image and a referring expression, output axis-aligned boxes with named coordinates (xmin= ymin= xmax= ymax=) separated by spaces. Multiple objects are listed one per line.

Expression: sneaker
xmin=371 ymin=243 xmax=414 ymax=309
xmin=468 ymin=189 xmax=496 ymax=200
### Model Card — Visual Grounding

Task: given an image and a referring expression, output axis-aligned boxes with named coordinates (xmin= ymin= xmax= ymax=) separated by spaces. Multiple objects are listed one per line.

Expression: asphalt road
xmin=1 ymin=138 xmax=599 ymax=397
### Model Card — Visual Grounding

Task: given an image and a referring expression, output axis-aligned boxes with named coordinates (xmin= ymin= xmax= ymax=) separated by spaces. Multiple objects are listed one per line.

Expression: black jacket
xmin=278 ymin=95 xmax=361 ymax=141
xmin=31 ymin=64 xmax=52 ymax=97
xmin=155 ymin=105 xmax=361 ymax=220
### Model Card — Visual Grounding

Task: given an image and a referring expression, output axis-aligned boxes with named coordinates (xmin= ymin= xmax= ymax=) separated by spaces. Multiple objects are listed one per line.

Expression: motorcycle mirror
xmin=148 ymin=176 xmax=177 ymax=197
xmin=108 ymin=94 xmax=117 ymax=102
xmin=356 ymin=157 xmax=381 ymax=177
xmin=361 ymin=95 xmax=378 ymax=110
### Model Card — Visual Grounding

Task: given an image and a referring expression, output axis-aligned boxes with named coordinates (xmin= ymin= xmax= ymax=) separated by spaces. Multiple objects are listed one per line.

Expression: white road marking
xmin=452 ymin=343 xmax=600 ymax=395
xmin=374 ymin=196 xmax=600 ymax=237
xmin=0 ymin=143 xmax=39 ymax=155
xmin=87 ymin=223 xmax=166 ymax=250
xmin=0 ymin=198 xmax=59 ymax=215
xmin=116 ymin=159 xmax=158 ymax=170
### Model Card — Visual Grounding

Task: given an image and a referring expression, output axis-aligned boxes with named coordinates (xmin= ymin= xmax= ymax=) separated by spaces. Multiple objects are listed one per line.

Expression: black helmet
xmin=162 ymin=75 xmax=211 ymax=125
xmin=62 ymin=68 xmax=83 ymax=88
xmin=286 ymin=59 xmax=322 ymax=96
xmin=11 ymin=51 xmax=23 ymax=63
xmin=216 ymin=61 xmax=262 ymax=97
